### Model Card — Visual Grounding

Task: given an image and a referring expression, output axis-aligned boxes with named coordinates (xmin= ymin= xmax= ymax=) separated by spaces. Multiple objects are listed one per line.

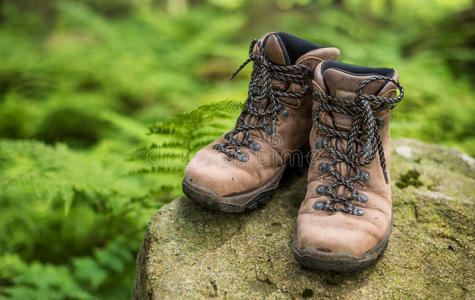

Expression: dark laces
xmin=213 ymin=39 xmax=311 ymax=162
xmin=312 ymin=76 xmax=404 ymax=216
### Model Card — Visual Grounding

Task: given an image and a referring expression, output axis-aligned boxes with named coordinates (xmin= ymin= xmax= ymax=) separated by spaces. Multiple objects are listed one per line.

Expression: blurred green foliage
xmin=0 ymin=0 xmax=473 ymax=298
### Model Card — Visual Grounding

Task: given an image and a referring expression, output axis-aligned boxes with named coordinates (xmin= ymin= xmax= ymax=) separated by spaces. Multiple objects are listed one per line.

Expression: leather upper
xmin=295 ymin=63 xmax=399 ymax=256
xmin=184 ymin=33 xmax=340 ymax=196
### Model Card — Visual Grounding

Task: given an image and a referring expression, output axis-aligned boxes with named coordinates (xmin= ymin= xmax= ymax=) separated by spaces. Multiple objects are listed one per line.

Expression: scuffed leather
xmin=184 ymin=33 xmax=340 ymax=197
xmin=295 ymin=63 xmax=399 ymax=256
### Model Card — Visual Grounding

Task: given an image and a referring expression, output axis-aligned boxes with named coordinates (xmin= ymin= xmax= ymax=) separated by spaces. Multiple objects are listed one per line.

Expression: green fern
xmin=136 ymin=100 xmax=242 ymax=168
xmin=0 ymin=140 xmax=150 ymax=299
xmin=0 ymin=237 xmax=137 ymax=300
xmin=0 ymin=261 xmax=94 ymax=300
xmin=132 ymin=100 xmax=242 ymax=198
xmin=0 ymin=139 xmax=129 ymax=214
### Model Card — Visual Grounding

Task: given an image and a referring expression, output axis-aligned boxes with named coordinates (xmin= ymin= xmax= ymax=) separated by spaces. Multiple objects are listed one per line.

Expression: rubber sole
xmin=182 ymin=166 xmax=286 ymax=213
xmin=292 ymin=218 xmax=392 ymax=272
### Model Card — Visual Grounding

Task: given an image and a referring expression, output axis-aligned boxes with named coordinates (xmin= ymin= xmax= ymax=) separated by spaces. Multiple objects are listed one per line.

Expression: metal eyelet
xmin=357 ymin=193 xmax=368 ymax=203
xmin=347 ymin=204 xmax=364 ymax=216
xmin=313 ymin=202 xmax=325 ymax=210
xmin=236 ymin=153 xmax=248 ymax=162
xmin=316 ymin=185 xmax=326 ymax=195
xmin=281 ymin=109 xmax=289 ymax=118
xmin=315 ymin=140 xmax=324 ymax=149
xmin=264 ymin=125 xmax=274 ymax=135
xmin=318 ymin=163 xmax=329 ymax=172
xmin=250 ymin=142 xmax=260 ymax=151
xmin=360 ymin=171 xmax=370 ymax=181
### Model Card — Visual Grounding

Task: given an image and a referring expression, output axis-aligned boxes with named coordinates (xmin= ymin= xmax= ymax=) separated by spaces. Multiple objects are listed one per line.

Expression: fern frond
xmin=132 ymin=100 xmax=242 ymax=197
xmin=0 ymin=139 xmax=141 ymax=215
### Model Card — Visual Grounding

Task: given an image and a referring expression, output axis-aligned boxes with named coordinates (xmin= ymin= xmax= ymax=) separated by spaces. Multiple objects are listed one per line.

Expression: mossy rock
xmin=133 ymin=138 xmax=474 ymax=299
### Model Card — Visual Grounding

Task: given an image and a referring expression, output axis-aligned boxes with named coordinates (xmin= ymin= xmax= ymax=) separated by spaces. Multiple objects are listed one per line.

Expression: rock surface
xmin=133 ymin=139 xmax=474 ymax=299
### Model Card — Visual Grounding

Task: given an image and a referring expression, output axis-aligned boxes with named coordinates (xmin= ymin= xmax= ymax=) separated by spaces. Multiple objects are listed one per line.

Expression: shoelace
xmin=213 ymin=39 xmax=311 ymax=162
xmin=312 ymin=76 xmax=404 ymax=216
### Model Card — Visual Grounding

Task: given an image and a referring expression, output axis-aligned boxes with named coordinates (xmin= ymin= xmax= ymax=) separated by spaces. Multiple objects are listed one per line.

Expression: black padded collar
xmin=321 ymin=61 xmax=395 ymax=78
xmin=262 ymin=32 xmax=324 ymax=65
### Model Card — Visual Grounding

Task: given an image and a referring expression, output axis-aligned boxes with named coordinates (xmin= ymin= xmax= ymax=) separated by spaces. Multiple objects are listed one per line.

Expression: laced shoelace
xmin=312 ymin=75 xmax=404 ymax=216
xmin=212 ymin=39 xmax=311 ymax=162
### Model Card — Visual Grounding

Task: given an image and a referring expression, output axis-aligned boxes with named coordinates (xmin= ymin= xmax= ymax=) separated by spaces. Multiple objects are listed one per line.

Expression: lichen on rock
xmin=133 ymin=139 xmax=475 ymax=299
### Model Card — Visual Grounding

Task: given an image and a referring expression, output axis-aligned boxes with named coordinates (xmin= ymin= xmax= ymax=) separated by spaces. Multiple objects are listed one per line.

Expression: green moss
xmin=396 ymin=170 xmax=424 ymax=189
xmin=302 ymin=288 xmax=314 ymax=298
xmin=324 ymin=274 xmax=341 ymax=286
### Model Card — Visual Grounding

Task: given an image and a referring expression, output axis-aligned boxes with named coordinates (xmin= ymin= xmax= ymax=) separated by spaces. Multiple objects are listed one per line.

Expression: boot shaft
xmin=218 ymin=32 xmax=340 ymax=164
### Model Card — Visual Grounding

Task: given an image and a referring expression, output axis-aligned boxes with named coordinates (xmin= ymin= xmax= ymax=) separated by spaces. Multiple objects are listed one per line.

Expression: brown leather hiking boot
xmin=183 ymin=32 xmax=340 ymax=212
xmin=292 ymin=61 xmax=404 ymax=272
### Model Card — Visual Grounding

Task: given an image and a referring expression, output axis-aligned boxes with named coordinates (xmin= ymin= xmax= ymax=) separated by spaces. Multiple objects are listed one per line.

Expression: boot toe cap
xmin=295 ymin=212 xmax=382 ymax=257
xmin=184 ymin=148 xmax=254 ymax=196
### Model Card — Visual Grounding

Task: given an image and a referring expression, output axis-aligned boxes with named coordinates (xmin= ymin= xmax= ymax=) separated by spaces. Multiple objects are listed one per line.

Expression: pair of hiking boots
xmin=182 ymin=32 xmax=404 ymax=272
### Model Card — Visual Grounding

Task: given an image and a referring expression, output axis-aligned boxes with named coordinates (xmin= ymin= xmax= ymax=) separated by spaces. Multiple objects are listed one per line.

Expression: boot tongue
xmin=324 ymin=68 xmax=391 ymax=100
xmin=316 ymin=63 xmax=398 ymax=130
xmin=256 ymin=33 xmax=290 ymax=65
